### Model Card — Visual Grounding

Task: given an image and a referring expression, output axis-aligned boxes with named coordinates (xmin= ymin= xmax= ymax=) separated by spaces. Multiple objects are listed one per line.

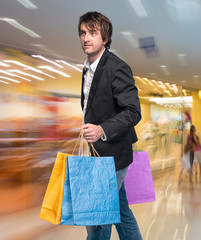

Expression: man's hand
xmin=80 ymin=123 xmax=104 ymax=143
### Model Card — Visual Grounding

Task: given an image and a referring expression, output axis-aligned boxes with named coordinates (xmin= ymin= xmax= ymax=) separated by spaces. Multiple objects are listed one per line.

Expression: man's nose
xmin=83 ymin=33 xmax=90 ymax=42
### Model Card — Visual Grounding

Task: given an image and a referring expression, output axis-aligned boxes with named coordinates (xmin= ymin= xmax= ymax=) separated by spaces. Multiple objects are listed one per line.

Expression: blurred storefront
xmin=0 ymin=46 xmax=194 ymax=216
xmin=134 ymin=77 xmax=193 ymax=172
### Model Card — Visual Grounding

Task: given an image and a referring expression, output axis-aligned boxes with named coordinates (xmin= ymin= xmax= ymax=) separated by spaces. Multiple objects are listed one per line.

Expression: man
xmin=79 ymin=11 xmax=142 ymax=240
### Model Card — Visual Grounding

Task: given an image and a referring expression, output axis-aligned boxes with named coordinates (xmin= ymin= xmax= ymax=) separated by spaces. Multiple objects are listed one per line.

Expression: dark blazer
xmin=81 ymin=49 xmax=141 ymax=171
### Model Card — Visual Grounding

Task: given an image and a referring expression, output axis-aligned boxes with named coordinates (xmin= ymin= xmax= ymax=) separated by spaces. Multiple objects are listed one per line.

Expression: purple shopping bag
xmin=124 ymin=151 xmax=155 ymax=204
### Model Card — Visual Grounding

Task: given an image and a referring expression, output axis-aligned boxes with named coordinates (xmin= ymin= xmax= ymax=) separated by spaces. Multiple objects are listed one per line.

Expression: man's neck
xmin=88 ymin=48 xmax=105 ymax=64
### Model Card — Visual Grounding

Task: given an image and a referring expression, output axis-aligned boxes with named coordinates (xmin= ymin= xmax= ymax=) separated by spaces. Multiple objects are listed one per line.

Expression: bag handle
xmin=72 ymin=131 xmax=101 ymax=159
xmin=72 ymin=131 xmax=84 ymax=155
xmin=90 ymin=143 xmax=101 ymax=159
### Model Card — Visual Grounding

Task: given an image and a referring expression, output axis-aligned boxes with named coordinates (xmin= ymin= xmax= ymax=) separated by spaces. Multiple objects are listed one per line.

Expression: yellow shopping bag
xmin=40 ymin=131 xmax=89 ymax=224
xmin=39 ymin=152 xmax=73 ymax=224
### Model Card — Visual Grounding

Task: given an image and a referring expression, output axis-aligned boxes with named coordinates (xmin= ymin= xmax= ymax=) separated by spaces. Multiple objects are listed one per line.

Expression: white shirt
xmin=83 ymin=49 xmax=106 ymax=141
xmin=83 ymin=49 xmax=105 ymax=121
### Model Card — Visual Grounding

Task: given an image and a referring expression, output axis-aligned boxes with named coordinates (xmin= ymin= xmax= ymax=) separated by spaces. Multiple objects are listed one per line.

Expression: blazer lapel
xmin=81 ymin=68 xmax=87 ymax=110
xmin=84 ymin=50 xmax=109 ymax=117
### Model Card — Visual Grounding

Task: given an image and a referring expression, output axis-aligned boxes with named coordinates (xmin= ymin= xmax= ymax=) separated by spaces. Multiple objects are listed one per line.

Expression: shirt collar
xmin=84 ymin=48 xmax=105 ymax=73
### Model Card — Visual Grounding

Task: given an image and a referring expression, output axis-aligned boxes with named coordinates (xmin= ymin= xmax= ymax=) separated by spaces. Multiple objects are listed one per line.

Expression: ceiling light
xmin=76 ymin=64 xmax=84 ymax=68
xmin=128 ymin=0 xmax=148 ymax=17
xmin=158 ymin=81 xmax=166 ymax=89
xmin=150 ymin=96 xmax=192 ymax=104
xmin=0 ymin=18 xmax=41 ymax=38
xmin=160 ymin=65 xmax=170 ymax=75
xmin=0 ymin=76 xmax=20 ymax=83
xmin=38 ymin=66 xmax=71 ymax=77
xmin=4 ymin=60 xmax=55 ymax=78
xmin=0 ymin=70 xmax=31 ymax=81
xmin=153 ymin=88 xmax=162 ymax=94
xmin=177 ymin=53 xmax=186 ymax=66
xmin=32 ymin=55 xmax=63 ymax=68
xmin=135 ymin=76 xmax=146 ymax=84
xmin=142 ymin=78 xmax=154 ymax=86
xmin=56 ymin=60 xmax=82 ymax=72
xmin=0 ymin=80 xmax=9 ymax=84
xmin=0 ymin=61 xmax=10 ymax=67
xmin=0 ymin=70 xmax=16 ymax=76
xmin=151 ymin=79 xmax=161 ymax=87
xmin=8 ymin=70 xmax=44 ymax=80
xmin=164 ymin=90 xmax=172 ymax=97
xmin=165 ymin=82 xmax=172 ymax=89
xmin=23 ymin=67 xmax=55 ymax=79
xmin=193 ymin=75 xmax=199 ymax=80
xmin=172 ymin=84 xmax=178 ymax=94
xmin=17 ymin=0 xmax=37 ymax=9
xmin=4 ymin=60 xmax=30 ymax=67
xmin=121 ymin=32 xmax=138 ymax=48
xmin=182 ymin=89 xmax=187 ymax=96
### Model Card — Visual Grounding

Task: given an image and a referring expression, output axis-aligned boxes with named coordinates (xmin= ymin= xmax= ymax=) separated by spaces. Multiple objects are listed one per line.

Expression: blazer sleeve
xmin=100 ymin=61 xmax=141 ymax=142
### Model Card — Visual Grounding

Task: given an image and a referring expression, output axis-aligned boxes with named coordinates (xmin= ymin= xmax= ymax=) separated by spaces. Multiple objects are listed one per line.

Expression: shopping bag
xmin=124 ymin=151 xmax=155 ymax=204
xmin=39 ymin=152 xmax=73 ymax=224
xmin=60 ymin=154 xmax=121 ymax=226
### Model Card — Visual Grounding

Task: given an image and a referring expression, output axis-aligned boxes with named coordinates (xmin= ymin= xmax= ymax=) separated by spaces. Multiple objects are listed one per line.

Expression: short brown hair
xmin=78 ymin=11 xmax=113 ymax=49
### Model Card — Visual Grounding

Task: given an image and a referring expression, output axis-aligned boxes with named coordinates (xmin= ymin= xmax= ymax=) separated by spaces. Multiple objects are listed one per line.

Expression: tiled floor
xmin=1 ymin=166 xmax=201 ymax=240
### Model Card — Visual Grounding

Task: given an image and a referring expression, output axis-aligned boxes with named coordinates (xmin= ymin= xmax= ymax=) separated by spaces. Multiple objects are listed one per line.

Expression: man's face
xmin=79 ymin=23 xmax=107 ymax=63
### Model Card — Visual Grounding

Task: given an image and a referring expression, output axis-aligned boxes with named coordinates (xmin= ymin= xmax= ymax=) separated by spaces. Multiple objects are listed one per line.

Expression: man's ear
xmin=103 ymin=39 xmax=108 ymax=46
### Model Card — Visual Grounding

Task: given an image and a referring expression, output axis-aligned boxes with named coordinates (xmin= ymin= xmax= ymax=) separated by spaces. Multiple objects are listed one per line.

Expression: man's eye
xmin=80 ymin=31 xmax=85 ymax=36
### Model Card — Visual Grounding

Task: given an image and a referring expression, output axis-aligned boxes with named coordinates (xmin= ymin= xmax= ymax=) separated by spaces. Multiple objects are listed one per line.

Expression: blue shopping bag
xmin=60 ymin=155 xmax=120 ymax=226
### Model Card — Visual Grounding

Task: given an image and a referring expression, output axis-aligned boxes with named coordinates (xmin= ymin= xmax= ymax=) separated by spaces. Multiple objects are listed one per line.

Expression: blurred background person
xmin=187 ymin=125 xmax=201 ymax=178
xmin=178 ymin=140 xmax=192 ymax=183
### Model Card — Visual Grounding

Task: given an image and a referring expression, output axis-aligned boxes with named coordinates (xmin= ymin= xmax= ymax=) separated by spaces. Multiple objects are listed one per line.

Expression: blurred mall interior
xmin=1 ymin=1 xmax=201 ymax=240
